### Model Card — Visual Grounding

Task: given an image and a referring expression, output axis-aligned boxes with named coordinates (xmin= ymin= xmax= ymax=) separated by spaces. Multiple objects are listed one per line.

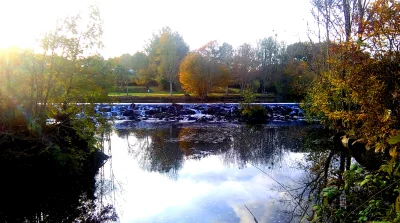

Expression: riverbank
xmin=0 ymin=118 xmax=115 ymax=222
xmin=108 ymin=94 xmax=278 ymax=103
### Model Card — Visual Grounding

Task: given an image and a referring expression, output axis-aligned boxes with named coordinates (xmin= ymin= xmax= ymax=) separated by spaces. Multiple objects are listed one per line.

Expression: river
xmin=97 ymin=121 xmax=318 ymax=223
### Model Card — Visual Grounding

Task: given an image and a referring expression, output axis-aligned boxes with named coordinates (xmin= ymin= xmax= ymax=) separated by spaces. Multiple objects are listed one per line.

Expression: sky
xmin=0 ymin=0 xmax=315 ymax=58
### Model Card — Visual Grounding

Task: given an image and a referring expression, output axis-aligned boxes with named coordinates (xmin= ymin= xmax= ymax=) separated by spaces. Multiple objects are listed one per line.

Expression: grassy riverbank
xmin=108 ymin=86 xmax=279 ymax=103
xmin=108 ymin=94 xmax=277 ymax=103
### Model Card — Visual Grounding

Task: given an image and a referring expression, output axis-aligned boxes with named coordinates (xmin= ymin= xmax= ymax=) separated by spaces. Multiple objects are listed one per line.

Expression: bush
xmin=241 ymin=105 xmax=268 ymax=123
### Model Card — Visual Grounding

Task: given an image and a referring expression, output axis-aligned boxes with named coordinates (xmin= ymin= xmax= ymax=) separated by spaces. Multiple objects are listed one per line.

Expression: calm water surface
xmin=98 ymin=122 xmax=313 ymax=223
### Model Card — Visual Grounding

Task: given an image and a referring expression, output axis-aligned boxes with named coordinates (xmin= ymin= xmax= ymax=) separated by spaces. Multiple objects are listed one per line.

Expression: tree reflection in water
xmin=115 ymin=123 xmax=316 ymax=177
xmin=117 ymin=125 xmax=185 ymax=179
xmin=274 ymin=127 xmax=341 ymax=221
xmin=111 ymin=123 xmax=332 ymax=222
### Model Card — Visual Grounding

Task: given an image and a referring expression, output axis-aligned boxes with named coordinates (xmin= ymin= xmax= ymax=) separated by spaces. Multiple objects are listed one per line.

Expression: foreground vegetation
xmin=0 ymin=5 xmax=117 ymax=222
xmin=300 ymin=0 xmax=400 ymax=222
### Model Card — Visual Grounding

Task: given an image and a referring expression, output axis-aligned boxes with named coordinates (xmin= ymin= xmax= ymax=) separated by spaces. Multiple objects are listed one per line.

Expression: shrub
xmin=241 ymin=105 xmax=268 ymax=123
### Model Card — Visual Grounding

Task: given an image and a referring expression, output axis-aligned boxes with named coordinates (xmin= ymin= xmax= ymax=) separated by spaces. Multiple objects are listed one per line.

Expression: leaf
xmin=312 ymin=205 xmax=321 ymax=211
xmin=350 ymin=163 xmax=358 ymax=171
xmin=389 ymin=147 xmax=398 ymax=158
xmin=375 ymin=142 xmax=386 ymax=152
xmin=359 ymin=216 xmax=367 ymax=221
xmin=360 ymin=179 xmax=370 ymax=186
xmin=396 ymin=195 xmax=400 ymax=212
xmin=323 ymin=197 xmax=328 ymax=206
xmin=388 ymin=135 xmax=400 ymax=145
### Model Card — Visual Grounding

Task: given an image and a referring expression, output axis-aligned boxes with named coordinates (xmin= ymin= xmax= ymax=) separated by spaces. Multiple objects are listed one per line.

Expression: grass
xmin=109 ymin=92 xmax=185 ymax=97
xmin=109 ymin=86 xmax=274 ymax=98
xmin=109 ymin=86 xmax=184 ymax=96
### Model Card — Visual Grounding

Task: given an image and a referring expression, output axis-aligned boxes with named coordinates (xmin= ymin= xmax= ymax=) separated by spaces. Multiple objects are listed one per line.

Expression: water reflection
xmin=116 ymin=123 xmax=311 ymax=175
xmin=104 ymin=122 xmax=319 ymax=222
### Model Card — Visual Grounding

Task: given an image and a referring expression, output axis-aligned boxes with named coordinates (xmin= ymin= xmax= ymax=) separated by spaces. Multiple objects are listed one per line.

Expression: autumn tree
xmin=305 ymin=0 xmax=397 ymax=138
xmin=146 ymin=27 xmax=189 ymax=95
xmin=304 ymin=1 xmax=400 ymax=220
xmin=179 ymin=52 xmax=229 ymax=99
xmin=283 ymin=42 xmax=315 ymax=97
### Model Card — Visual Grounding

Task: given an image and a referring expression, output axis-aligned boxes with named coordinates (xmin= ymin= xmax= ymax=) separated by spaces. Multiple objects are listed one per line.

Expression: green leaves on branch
xmin=388 ymin=135 xmax=400 ymax=145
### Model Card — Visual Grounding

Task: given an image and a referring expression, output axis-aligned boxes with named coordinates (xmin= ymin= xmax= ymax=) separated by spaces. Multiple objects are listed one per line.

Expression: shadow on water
xmin=0 ymin=122 xmax=118 ymax=222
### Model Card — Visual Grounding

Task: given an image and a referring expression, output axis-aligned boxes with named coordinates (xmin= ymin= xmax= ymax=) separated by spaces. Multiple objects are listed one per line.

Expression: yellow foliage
xmin=179 ymin=52 xmax=230 ymax=99
xmin=305 ymin=0 xmax=400 ymax=157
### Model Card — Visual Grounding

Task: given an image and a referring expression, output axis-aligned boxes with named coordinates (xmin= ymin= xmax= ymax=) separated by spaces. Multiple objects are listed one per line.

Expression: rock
xmin=187 ymin=116 xmax=197 ymax=121
xmin=171 ymin=103 xmax=183 ymax=111
xmin=167 ymin=106 xmax=177 ymax=114
xmin=179 ymin=110 xmax=188 ymax=115
xmin=203 ymin=106 xmax=215 ymax=115
xmin=106 ymin=103 xmax=304 ymax=124
xmin=128 ymin=116 xmax=139 ymax=121
xmin=160 ymin=106 xmax=168 ymax=112
xmin=197 ymin=116 xmax=210 ymax=123
xmin=154 ymin=113 xmax=166 ymax=119
xmin=145 ymin=110 xmax=159 ymax=116
xmin=123 ymin=110 xmax=134 ymax=116
xmin=99 ymin=106 xmax=111 ymax=112
xmin=185 ymin=109 xmax=196 ymax=115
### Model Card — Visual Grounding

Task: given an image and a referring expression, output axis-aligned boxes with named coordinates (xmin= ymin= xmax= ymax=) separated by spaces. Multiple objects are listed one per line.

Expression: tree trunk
xmin=343 ymin=0 xmax=352 ymax=42
xmin=169 ymin=80 xmax=173 ymax=96
xmin=341 ymin=0 xmax=352 ymax=111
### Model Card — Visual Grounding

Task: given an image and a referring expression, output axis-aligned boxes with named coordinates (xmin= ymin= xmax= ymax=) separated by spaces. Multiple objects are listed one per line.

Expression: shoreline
xmin=107 ymin=95 xmax=294 ymax=103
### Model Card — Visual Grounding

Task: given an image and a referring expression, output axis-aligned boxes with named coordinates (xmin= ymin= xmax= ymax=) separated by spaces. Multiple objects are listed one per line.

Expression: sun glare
xmin=0 ymin=0 xmax=95 ymax=50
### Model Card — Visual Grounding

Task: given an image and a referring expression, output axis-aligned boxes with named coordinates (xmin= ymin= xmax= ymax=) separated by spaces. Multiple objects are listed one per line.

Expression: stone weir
xmin=95 ymin=103 xmax=305 ymax=124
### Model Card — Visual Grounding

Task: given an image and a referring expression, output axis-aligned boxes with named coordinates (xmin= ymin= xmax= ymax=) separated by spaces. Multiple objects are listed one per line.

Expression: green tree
xmin=79 ymin=55 xmax=114 ymax=100
xmin=131 ymin=52 xmax=150 ymax=87
xmin=0 ymin=4 xmax=105 ymax=129
xmin=113 ymin=63 xmax=131 ymax=95
xmin=256 ymin=36 xmax=279 ymax=94
xmin=23 ymin=4 xmax=104 ymax=124
xmin=231 ymin=43 xmax=257 ymax=93
xmin=146 ymin=27 xmax=189 ymax=95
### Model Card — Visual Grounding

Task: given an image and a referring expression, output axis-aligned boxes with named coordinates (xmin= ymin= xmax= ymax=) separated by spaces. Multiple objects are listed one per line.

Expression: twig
xmin=244 ymin=205 xmax=259 ymax=223
xmin=250 ymin=163 xmax=312 ymax=218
